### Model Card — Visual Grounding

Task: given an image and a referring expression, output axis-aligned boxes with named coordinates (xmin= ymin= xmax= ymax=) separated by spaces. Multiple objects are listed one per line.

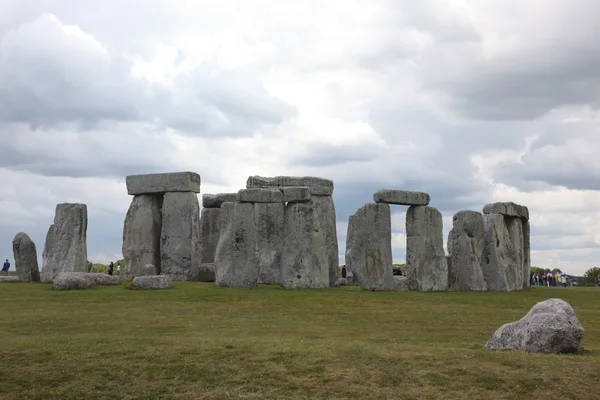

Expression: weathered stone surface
xmin=373 ymin=190 xmax=430 ymax=206
xmin=41 ymin=203 xmax=88 ymax=282
xmin=447 ymin=211 xmax=486 ymax=291
xmin=142 ymin=264 xmax=158 ymax=276
xmin=481 ymin=214 xmax=520 ymax=291
xmin=393 ymin=275 xmax=408 ymax=290
xmin=506 ymin=216 xmax=525 ymax=290
xmin=122 ymin=195 xmax=162 ymax=278
xmin=486 ymin=298 xmax=584 ymax=354
xmin=215 ymin=202 xmax=260 ymax=288
xmin=238 ymin=188 xmax=283 ymax=203
xmin=12 ymin=232 xmax=40 ymax=282
xmin=255 ymin=202 xmax=284 ymax=284
xmin=405 ymin=205 xmax=448 ymax=291
xmin=523 ymin=220 xmax=531 ymax=288
xmin=53 ymin=272 xmax=93 ymax=290
xmin=310 ymin=196 xmax=340 ymax=287
xmin=160 ymin=192 xmax=201 ymax=281
xmin=0 ymin=276 xmax=20 ymax=283
xmin=86 ymin=273 xmax=121 ymax=285
xmin=345 ymin=203 xmax=394 ymax=291
xmin=483 ymin=202 xmax=529 ymax=221
xmin=202 ymin=193 xmax=238 ymax=208
xmin=199 ymin=208 xmax=221 ymax=263
xmin=126 ymin=172 xmax=200 ymax=195
xmin=189 ymin=263 xmax=215 ymax=282
xmin=282 ymin=187 xmax=311 ymax=203
xmin=87 ymin=261 xmax=92 ymax=272
xmin=131 ymin=275 xmax=173 ymax=290
xmin=247 ymin=176 xmax=333 ymax=191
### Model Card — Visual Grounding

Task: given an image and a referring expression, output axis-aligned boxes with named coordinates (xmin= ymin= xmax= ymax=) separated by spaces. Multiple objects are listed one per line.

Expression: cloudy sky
xmin=1 ymin=0 xmax=599 ymax=275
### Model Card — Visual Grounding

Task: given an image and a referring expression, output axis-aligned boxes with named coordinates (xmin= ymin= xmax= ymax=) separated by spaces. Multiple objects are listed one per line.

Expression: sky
xmin=1 ymin=0 xmax=599 ymax=275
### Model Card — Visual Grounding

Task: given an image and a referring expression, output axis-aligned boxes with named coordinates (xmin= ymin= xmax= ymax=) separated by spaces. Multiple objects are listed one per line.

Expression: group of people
xmin=107 ymin=261 xmax=121 ymax=276
xmin=530 ymin=271 xmax=568 ymax=287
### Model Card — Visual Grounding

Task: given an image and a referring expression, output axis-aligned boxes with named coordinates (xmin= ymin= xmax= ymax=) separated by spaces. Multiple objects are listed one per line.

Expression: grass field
xmin=1 ymin=282 xmax=599 ymax=400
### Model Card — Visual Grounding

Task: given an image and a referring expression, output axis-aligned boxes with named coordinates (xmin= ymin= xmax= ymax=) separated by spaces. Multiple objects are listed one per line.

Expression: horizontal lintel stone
xmin=373 ymin=189 xmax=430 ymax=206
xmin=126 ymin=172 xmax=200 ymax=195
xmin=483 ymin=202 xmax=529 ymax=220
xmin=202 ymin=193 xmax=239 ymax=208
xmin=238 ymin=188 xmax=284 ymax=203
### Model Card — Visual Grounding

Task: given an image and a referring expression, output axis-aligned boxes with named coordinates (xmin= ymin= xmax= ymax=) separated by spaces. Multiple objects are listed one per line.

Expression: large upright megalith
xmin=254 ymin=201 xmax=285 ymax=284
xmin=12 ymin=232 xmax=40 ymax=282
xmin=345 ymin=203 xmax=394 ymax=290
xmin=447 ymin=211 xmax=486 ymax=291
xmin=405 ymin=205 xmax=448 ymax=291
xmin=199 ymin=208 xmax=221 ymax=263
xmin=41 ymin=203 xmax=88 ymax=281
xmin=122 ymin=195 xmax=162 ymax=277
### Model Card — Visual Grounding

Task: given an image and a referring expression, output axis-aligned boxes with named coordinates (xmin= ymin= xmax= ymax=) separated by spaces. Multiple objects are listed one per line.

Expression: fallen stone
xmin=215 ymin=202 xmax=260 ymax=288
xmin=202 ymin=193 xmax=238 ymax=208
xmin=160 ymin=192 xmax=202 ymax=281
xmin=141 ymin=264 xmax=158 ymax=276
xmin=282 ymin=187 xmax=311 ymax=203
xmin=238 ymin=188 xmax=283 ymax=203
xmin=393 ymin=275 xmax=408 ymax=290
xmin=0 ymin=276 xmax=20 ymax=283
xmin=483 ymin=202 xmax=529 ymax=221
xmin=255 ymin=202 xmax=284 ymax=284
xmin=373 ymin=190 xmax=430 ymax=206
xmin=310 ymin=196 xmax=340 ymax=287
xmin=126 ymin=171 xmax=200 ymax=195
xmin=481 ymin=214 xmax=520 ymax=291
xmin=131 ymin=275 xmax=173 ymax=290
xmin=12 ymin=232 xmax=40 ymax=282
xmin=486 ymin=298 xmax=584 ymax=354
xmin=189 ymin=263 xmax=216 ymax=282
xmin=345 ymin=203 xmax=394 ymax=291
xmin=199 ymin=208 xmax=221 ymax=263
xmin=122 ymin=194 xmax=162 ymax=278
xmin=52 ymin=272 xmax=93 ymax=290
xmin=280 ymin=202 xmax=330 ymax=289
xmin=447 ymin=211 xmax=487 ymax=291
xmin=41 ymin=203 xmax=88 ymax=282
xmin=405 ymin=205 xmax=448 ymax=291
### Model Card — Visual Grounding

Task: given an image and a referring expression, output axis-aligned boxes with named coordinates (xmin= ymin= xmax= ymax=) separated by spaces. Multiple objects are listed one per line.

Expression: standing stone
xmin=405 ymin=205 xmax=448 ymax=291
xmin=447 ymin=211 xmax=486 ymax=291
xmin=481 ymin=214 xmax=518 ymax=291
xmin=523 ymin=220 xmax=531 ymax=287
xmin=199 ymin=208 xmax=221 ymax=263
xmin=310 ymin=196 xmax=340 ymax=287
xmin=215 ymin=202 xmax=259 ymax=288
xmin=345 ymin=203 xmax=394 ymax=290
xmin=255 ymin=202 xmax=284 ymax=284
xmin=280 ymin=202 xmax=330 ymax=289
xmin=506 ymin=217 xmax=525 ymax=291
xmin=122 ymin=195 xmax=162 ymax=278
xmin=160 ymin=192 xmax=201 ymax=280
xmin=41 ymin=203 xmax=88 ymax=281
xmin=12 ymin=232 xmax=40 ymax=282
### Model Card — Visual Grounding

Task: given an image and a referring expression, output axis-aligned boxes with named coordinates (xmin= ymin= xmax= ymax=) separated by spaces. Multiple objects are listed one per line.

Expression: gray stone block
xmin=523 ymin=220 xmax=531 ymax=287
xmin=160 ymin=192 xmax=202 ymax=281
xmin=481 ymin=214 xmax=519 ymax=291
xmin=126 ymin=171 xmax=200 ymax=195
xmin=12 ymin=232 xmax=40 ymax=282
xmin=311 ymin=196 xmax=340 ymax=287
xmin=238 ymin=188 xmax=283 ymax=203
xmin=215 ymin=202 xmax=260 ymax=288
xmin=199 ymin=208 xmax=221 ymax=263
xmin=131 ymin=275 xmax=173 ymax=290
xmin=447 ymin=211 xmax=487 ymax=291
xmin=255 ymin=202 xmax=284 ymax=284
xmin=405 ymin=205 xmax=448 ymax=291
xmin=141 ymin=264 xmax=158 ymax=276
xmin=373 ymin=190 xmax=430 ymax=206
xmin=483 ymin=202 xmax=529 ymax=220
xmin=246 ymin=176 xmax=334 ymax=193
xmin=122 ymin=195 xmax=162 ymax=278
xmin=52 ymin=272 xmax=119 ymax=290
xmin=345 ymin=203 xmax=394 ymax=291
xmin=189 ymin=263 xmax=215 ymax=282
xmin=282 ymin=187 xmax=311 ymax=202
xmin=393 ymin=275 xmax=408 ymax=290
xmin=202 ymin=193 xmax=238 ymax=208
xmin=0 ymin=276 xmax=20 ymax=283
xmin=41 ymin=203 xmax=88 ymax=282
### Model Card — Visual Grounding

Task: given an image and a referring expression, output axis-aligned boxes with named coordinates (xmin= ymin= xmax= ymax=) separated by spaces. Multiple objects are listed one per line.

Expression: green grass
xmin=1 ymin=283 xmax=599 ymax=399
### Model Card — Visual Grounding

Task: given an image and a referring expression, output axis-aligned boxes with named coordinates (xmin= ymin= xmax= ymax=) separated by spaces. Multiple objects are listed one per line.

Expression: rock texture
xmin=122 ymin=195 xmax=162 ymax=278
xmin=142 ymin=264 xmax=158 ymax=276
xmin=345 ymin=203 xmax=394 ymax=290
xmin=282 ymin=187 xmax=311 ymax=203
xmin=486 ymin=298 xmax=584 ymax=354
xmin=247 ymin=176 xmax=334 ymax=196
xmin=160 ymin=192 xmax=202 ymax=280
xmin=393 ymin=276 xmax=408 ymax=290
xmin=131 ymin=275 xmax=173 ymax=290
xmin=199 ymin=208 xmax=221 ymax=263
xmin=238 ymin=188 xmax=284 ymax=203
xmin=373 ymin=190 xmax=430 ymax=206
xmin=310 ymin=196 xmax=340 ymax=287
xmin=215 ymin=202 xmax=260 ymax=288
xmin=189 ymin=263 xmax=215 ymax=282
xmin=41 ymin=203 xmax=88 ymax=282
xmin=255 ymin=202 xmax=284 ymax=284
xmin=126 ymin=172 xmax=200 ymax=195
xmin=53 ymin=273 xmax=94 ymax=290
xmin=280 ymin=202 xmax=330 ymax=289
xmin=483 ymin=202 xmax=529 ymax=220
xmin=405 ymin=205 xmax=448 ymax=291
xmin=0 ymin=276 xmax=20 ymax=283
xmin=12 ymin=232 xmax=40 ymax=282
xmin=481 ymin=214 xmax=520 ymax=291
xmin=447 ymin=211 xmax=486 ymax=291
xmin=202 ymin=193 xmax=238 ymax=208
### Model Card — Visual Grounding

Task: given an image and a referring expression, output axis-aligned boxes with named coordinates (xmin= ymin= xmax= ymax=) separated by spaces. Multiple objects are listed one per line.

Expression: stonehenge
xmin=12 ymin=232 xmax=40 ymax=282
xmin=447 ymin=211 xmax=486 ymax=291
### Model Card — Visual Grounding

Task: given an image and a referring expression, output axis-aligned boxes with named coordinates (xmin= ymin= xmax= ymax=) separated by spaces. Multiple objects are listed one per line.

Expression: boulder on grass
xmin=131 ymin=275 xmax=173 ymax=290
xmin=52 ymin=272 xmax=120 ymax=290
xmin=0 ymin=276 xmax=20 ymax=283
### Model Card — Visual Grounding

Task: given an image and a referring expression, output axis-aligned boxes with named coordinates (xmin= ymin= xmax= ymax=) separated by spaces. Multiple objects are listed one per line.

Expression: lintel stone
xmin=126 ymin=172 xmax=200 ymax=195
xmin=202 ymin=193 xmax=239 ymax=208
xmin=238 ymin=188 xmax=283 ymax=203
xmin=373 ymin=190 xmax=430 ymax=206
xmin=483 ymin=202 xmax=529 ymax=221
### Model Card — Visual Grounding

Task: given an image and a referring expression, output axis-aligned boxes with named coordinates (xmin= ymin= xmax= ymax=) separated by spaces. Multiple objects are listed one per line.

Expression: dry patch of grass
xmin=1 ymin=283 xmax=598 ymax=399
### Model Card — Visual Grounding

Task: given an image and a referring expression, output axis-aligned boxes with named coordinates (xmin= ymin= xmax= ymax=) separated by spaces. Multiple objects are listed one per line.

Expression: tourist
xmin=117 ymin=264 xmax=121 ymax=276
xmin=557 ymin=273 xmax=562 ymax=287
xmin=2 ymin=259 xmax=9 ymax=276
xmin=108 ymin=261 xmax=114 ymax=276
xmin=563 ymin=274 xmax=568 ymax=287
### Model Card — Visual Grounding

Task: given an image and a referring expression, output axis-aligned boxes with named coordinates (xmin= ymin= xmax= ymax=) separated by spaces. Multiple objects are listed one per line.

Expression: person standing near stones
xmin=108 ymin=261 xmax=114 ymax=276
xmin=117 ymin=264 xmax=121 ymax=276
xmin=2 ymin=259 xmax=9 ymax=276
